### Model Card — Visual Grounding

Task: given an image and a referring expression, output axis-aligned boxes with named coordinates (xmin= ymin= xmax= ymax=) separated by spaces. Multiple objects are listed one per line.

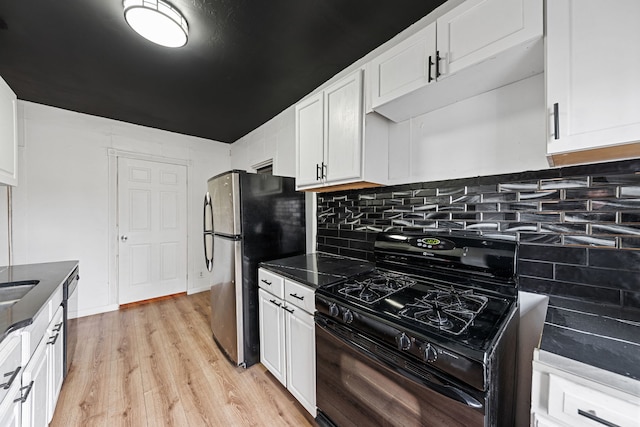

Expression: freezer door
xmin=208 ymin=172 xmax=241 ymax=237
xmin=210 ymin=235 xmax=243 ymax=365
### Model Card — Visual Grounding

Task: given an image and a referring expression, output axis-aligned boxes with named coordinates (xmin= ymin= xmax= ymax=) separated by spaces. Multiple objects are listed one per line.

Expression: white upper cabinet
xmin=436 ymin=0 xmax=542 ymax=77
xmin=295 ymin=70 xmax=389 ymax=192
xmin=0 ymin=76 xmax=18 ymax=186
xmin=371 ymin=0 xmax=543 ymax=123
xmin=370 ymin=22 xmax=437 ymax=109
xmin=546 ymin=0 xmax=640 ymax=166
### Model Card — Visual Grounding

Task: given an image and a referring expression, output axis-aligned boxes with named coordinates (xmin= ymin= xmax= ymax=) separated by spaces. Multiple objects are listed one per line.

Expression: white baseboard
xmin=73 ymin=304 xmax=119 ymax=319
xmin=188 ymin=285 xmax=210 ymax=295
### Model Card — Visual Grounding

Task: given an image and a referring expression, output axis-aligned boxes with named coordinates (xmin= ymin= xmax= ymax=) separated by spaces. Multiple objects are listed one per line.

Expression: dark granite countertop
xmin=0 ymin=261 xmax=79 ymax=343
xmin=540 ymin=296 xmax=640 ymax=381
xmin=259 ymin=252 xmax=374 ymax=288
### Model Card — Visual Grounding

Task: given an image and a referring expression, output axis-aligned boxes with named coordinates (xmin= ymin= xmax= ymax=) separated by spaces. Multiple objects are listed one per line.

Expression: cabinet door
xmin=258 ymin=289 xmax=286 ymax=386
xmin=369 ymin=23 xmax=437 ymax=109
xmin=21 ymin=338 xmax=48 ymax=427
xmin=547 ymin=0 xmax=640 ymax=156
xmin=47 ymin=306 xmax=64 ymax=423
xmin=0 ymin=76 xmax=18 ymax=186
xmin=436 ymin=0 xmax=542 ymax=77
xmin=531 ymin=413 xmax=562 ymax=427
xmin=324 ymin=70 xmax=363 ymax=185
xmin=0 ymin=381 xmax=21 ymax=427
xmin=285 ymin=307 xmax=316 ymax=417
xmin=295 ymin=92 xmax=324 ymax=188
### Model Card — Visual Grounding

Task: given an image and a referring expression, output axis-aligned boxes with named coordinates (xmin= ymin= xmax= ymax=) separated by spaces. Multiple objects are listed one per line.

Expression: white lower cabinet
xmin=258 ymin=269 xmax=316 ymax=417
xmin=47 ymin=306 xmax=64 ymax=423
xmin=21 ymin=335 xmax=47 ymax=427
xmin=0 ymin=380 xmax=22 ymax=427
xmin=531 ymin=349 xmax=640 ymax=427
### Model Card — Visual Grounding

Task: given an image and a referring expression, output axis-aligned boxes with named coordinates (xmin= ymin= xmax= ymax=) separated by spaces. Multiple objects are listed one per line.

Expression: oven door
xmin=315 ymin=316 xmax=486 ymax=427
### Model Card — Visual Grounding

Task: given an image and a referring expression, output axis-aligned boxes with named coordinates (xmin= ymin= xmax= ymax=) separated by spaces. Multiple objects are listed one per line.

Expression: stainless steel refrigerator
xmin=203 ymin=170 xmax=306 ymax=367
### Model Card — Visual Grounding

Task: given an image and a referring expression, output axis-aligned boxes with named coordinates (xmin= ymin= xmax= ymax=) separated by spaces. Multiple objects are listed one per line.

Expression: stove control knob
xmin=328 ymin=303 xmax=340 ymax=317
xmin=422 ymin=343 xmax=438 ymax=362
xmin=396 ymin=333 xmax=412 ymax=351
xmin=342 ymin=309 xmax=354 ymax=324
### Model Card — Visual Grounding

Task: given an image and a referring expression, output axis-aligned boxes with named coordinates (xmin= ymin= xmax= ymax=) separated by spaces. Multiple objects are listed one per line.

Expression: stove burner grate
xmin=338 ymin=271 xmax=416 ymax=304
xmin=398 ymin=285 xmax=488 ymax=335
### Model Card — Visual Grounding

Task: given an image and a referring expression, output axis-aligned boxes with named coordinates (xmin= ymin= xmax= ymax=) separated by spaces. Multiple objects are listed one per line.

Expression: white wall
xmin=10 ymin=102 xmax=231 ymax=317
xmin=230 ymin=106 xmax=296 ymax=177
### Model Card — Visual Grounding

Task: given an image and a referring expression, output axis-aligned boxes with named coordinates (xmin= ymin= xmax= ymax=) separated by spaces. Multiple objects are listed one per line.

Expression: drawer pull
xmin=261 ymin=279 xmax=272 ymax=286
xmin=577 ymin=409 xmax=620 ymax=427
xmin=53 ymin=322 xmax=63 ymax=332
xmin=269 ymin=299 xmax=281 ymax=307
xmin=289 ymin=293 xmax=304 ymax=301
xmin=283 ymin=306 xmax=294 ymax=314
xmin=47 ymin=333 xmax=60 ymax=345
xmin=14 ymin=381 xmax=34 ymax=403
xmin=1 ymin=366 xmax=21 ymax=389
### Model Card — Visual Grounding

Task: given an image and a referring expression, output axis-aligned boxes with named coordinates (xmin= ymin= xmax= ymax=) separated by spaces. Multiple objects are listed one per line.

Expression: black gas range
xmin=315 ymin=232 xmax=519 ymax=427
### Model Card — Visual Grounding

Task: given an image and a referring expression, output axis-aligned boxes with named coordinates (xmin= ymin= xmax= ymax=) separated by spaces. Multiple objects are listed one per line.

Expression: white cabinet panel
xmin=0 ymin=76 xmax=18 ymax=186
xmin=295 ymin=92 xmax=324 ymax=188
xmin=47 ymin=306 xmax=64 ymax=423
xmin=295 ymin=70 xmax=388 ymax=191
xmin=285 ymin=306 xmax=316 ymax=417
xmin=258 ymin=289 xmax=286 ymax=386
xmin=370 ymin=23 xmax=437 ymax=109
xmin=371 ymin=0 xmax=542 ymax=123
xmin=258 ymin=271 xmax=316 ymax=417
xmin=324 ymin=72 xmax=363 ymax=184
xmin=531 ymin=349 xmax=640 ymax=427
xmin=0 ymin=380 xmax=21 ymax=427
xmin=258 ymin=268 xmax=285 ymax=298
xmin=21 ymin=337 xmax=48 ymax=427
xmin=436 ymin=0 xmax=541 ymax=76
xmin=546 ymin=0 xmax=640 ymax=165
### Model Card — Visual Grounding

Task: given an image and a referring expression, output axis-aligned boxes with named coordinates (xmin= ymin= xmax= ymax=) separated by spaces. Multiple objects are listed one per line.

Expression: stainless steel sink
xmin=0 ymin=280 xmax=39 ymax=308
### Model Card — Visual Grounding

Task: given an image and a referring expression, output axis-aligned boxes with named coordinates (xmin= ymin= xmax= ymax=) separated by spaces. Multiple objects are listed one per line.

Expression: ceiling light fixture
xmin=123 ymin=0 xmax=188 ymax=48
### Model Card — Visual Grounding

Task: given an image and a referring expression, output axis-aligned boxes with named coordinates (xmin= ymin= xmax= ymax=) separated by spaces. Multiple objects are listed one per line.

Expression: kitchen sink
xmin=0 ymin=280 xmax=39 ymax=308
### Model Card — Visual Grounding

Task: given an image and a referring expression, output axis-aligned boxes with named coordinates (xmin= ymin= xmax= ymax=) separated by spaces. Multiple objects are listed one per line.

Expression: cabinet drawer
xmin=284 ymin=280 xmax=315 ymax=313
xmin=0 ymin=332 xmax=22 ymax=404
xmin=548 ymin=373 xmax=640 ymax=427
xmin=258 ymin=269 xmax=284 ymax=298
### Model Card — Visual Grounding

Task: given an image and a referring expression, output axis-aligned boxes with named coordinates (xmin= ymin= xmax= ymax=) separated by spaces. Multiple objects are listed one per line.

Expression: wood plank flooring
xmin=51 ymin=291 xmax=317 ymax=427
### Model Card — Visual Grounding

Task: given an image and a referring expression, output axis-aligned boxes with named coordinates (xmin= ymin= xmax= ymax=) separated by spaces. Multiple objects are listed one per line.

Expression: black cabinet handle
xmin=428 ymin=55 xmax=434 ymax=82
xmin=577 ymin=409 xmax=619 ymax=427
xmin=261 ymin=279 xmax=272 ymax=286
xmin=14 ymin=381 xmax=34 ymax=403
xmin=316 ymin=163 xmax=321 ymax=180
xmin=1 ymin=366 xmax=21 ymax=390
xmin=268 ymin=299 xmax=281 ymax=307
xmin=47 ymin=333 xmax=60 ymax=346
xmin=553 ymin=102 xmax=560 ymax=140
xmin=435 ymin=51 xmax=441 ymax=78
xmin=53 ymin=322 xmax=63 ymax=332
xmin=283 ymin=306 xmax=294 ymax=314
xmin=289 ymin=293 xmax=304 ymax=301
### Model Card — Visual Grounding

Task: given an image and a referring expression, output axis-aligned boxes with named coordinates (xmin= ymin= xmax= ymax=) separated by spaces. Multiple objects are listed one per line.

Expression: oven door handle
xmin=315 ymin=316 xmax=484 ymax=410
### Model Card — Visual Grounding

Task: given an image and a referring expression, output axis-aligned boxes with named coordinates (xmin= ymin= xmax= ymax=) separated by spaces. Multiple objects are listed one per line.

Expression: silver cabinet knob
xmin=120 ymin=235 xmax=128 ymax=242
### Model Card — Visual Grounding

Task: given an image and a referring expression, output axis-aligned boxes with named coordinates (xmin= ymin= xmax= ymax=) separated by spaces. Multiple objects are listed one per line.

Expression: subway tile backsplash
xmin=316 ymin=159 xmax=640 ymax=311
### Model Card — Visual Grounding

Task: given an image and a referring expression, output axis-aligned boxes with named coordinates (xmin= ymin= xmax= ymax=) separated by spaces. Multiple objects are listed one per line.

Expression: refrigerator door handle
xmin=204 ymin=192 xmax=214 ymax=271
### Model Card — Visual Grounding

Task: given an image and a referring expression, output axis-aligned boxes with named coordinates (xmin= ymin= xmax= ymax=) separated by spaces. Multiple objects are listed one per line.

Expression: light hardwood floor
xmin=50 ymin=291 xmax=317 ymax=426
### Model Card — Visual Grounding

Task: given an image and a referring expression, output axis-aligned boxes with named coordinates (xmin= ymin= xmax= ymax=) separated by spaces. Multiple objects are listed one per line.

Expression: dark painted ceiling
xmin=0 ymin=0 xmax=446 ymax=143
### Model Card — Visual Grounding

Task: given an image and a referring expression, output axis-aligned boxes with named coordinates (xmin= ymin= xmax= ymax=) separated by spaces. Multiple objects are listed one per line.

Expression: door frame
xmin=107 ymin=149 xmax=191 ymax=308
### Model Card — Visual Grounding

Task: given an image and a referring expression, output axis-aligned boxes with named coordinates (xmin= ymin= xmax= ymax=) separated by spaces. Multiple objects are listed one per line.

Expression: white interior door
xmin=118 ymin=157 xmax=187 ymax=304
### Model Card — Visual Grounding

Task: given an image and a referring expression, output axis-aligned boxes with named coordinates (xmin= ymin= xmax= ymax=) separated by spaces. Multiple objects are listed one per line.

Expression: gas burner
xmin=338 ymin=271 xmax=416 ymax=304
xmin=399 ymin=286 xmax=488 ymax=335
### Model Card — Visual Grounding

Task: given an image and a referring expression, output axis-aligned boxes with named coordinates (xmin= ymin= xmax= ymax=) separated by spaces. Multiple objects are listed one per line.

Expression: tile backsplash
xmin=316 ymin=159 xmax=640 ymax=311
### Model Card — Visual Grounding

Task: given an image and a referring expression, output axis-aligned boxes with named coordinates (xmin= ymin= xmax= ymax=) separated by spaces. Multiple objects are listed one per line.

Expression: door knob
xmin=120 ymin=235 xmax=128 ymax=242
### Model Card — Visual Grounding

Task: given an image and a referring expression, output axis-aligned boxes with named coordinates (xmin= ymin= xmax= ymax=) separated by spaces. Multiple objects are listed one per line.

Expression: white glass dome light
xmin=123 ymin=0 xmax=188 ymax=48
